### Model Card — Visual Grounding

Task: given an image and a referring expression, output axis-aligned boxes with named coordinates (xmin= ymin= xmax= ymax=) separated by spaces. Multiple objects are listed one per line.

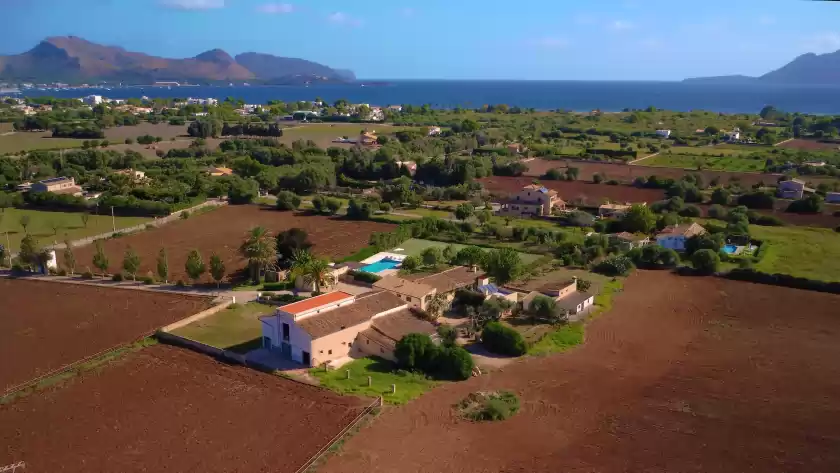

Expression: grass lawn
xmin=310 ymin=357 xmax=436 ymax=405
xmin=170 ymin=302 xmax=274 ymax=354
xmin=388 ymin=238 xmax=543 ymax=264
xmin=277 ymin=123 xmax=420 ymax=148
xmin=642 ymin=153 xmax=766 ymax=172
xmin=751 ymin=225 xmax=840 ymax=282
xmin=400 ymin=207 xmax=453 ymax=219
xmin=0 ymin=131 xmax=85 ymax=154
xmin=0 ymin=208 xmax=152 ymax=251
xmin=667 ymin=146 xmax=753 ymax=156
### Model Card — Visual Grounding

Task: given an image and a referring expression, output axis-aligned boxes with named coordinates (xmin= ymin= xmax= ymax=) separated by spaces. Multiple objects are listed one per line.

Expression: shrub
xmin=175 ymin=279 xmax=186 ymax=287
xmin=351 ymin=270 xmax=382 ymax=284
xmin=180 ymin=211 xmax=190 ymax=220
xmin=437 ymin=325 xmax=458 ymax=346
xmin=750 ymin=214 xmax=784 ymax=226
xmin=678 ymin=204 xmax=702 ymax=217
xmin=691 ymin=249 xmax=720 ymax=275
xmin=276 ymin=190 xmax=302 ymax=211
xmin=81 ymin=271 xmax=94 ymax=279
xmin=436 ymin=346 xmax=474 ymax=381
xmin=457 ymin=391 xmax=520 ymax=421
xmin=112 ymin=273 xmax=124 ymax=282
xmin=737 ymin=191 xmax=775 ymax=210
xmin=707 ymin=204 xmax=728 ymax=220
xmin=395 ymin=333 xmax=439 ymax=372
xmin=482 ymin=321 xmax=527 ymax=356
xmin=141 ymin=276 xmax=156 ymax=285
xmin=786 ymin=194 xmax=823 ymax=214
xmin=57 ymin=268 xmax=68 ymax=276
xmin=594 ymin=255 xmax=634 ymax=276
xmin=261 ymin=281 xmax=292 ymax=291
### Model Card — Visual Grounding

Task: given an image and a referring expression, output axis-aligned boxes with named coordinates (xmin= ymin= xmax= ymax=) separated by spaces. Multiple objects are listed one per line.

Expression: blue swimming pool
xmin=360 ymin=258 xmax=402 ymax=273
xmin=723 ymin=244 xmax=739 ymax=254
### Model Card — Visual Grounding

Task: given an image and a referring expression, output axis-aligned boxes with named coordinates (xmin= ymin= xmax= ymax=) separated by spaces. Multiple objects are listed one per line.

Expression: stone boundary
xmin=158 ymin=297 xmax=235 ymax=332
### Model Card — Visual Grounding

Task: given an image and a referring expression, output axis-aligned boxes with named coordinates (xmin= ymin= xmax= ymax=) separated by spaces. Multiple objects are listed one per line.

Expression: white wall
xmin=657 ymin=235 xmax=686 ymax=251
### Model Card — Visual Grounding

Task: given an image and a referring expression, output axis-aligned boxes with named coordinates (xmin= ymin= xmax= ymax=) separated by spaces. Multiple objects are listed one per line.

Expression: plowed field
xmin=479 ymin=176 xmax=666 ymax=205
xmin=0 ymin=279 xmax=211 ymax=392
xmin=0 ymin=344 xmax=367 ymax=473
xmin=319 ymin=272 xmax=840 ymax=473
xmin=67 ymin=205 xmax=396 ymax=282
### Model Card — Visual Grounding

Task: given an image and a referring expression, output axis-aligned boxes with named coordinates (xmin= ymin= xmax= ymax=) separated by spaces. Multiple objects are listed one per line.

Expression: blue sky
xmin=1 ymin=0 xmax=839 ymax=80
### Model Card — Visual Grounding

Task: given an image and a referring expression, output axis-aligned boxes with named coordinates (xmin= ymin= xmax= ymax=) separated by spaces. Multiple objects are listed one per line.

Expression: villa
xmin=506 ymin=277 xmax=595 ymax=317
xmin=610 ymin=232 xmax=650 ymax=249
xmin=777 ymin=178 xmax=815 ymax=200
xmin=599 ymin=203 xmax=633 ymax=218
xmin=498 ymin=184 xmax=565 ymax=218
xmin=656 ymin=223 xmax=706 ymax=252
xmin=30 ymin=176 xmax=83 ymax=196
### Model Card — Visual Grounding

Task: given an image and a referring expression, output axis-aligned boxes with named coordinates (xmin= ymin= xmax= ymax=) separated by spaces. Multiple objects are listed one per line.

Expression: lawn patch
xmin=751 ymin=225 xmax=840 ymax=283
xmin=311 ymin=357 xmax=437 ymax=405
xmin=170 ymin=302 xmax=274 ymax=353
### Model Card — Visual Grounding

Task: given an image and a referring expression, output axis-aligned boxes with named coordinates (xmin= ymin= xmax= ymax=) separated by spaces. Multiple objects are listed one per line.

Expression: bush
xmin=180 ymin=211 xmax=190 ymax=220
xmin=786 ymin=194 xmax=823 ymax=214
xmin=691 ymin=249 xmax=720 ymax=275
xmin=436 ymin=346 xmax=474 ymax=380
xmin=350 ymin=270 xmax=382 ymax=284
xmin=395 ymin=333 xmax=439 ymax=372
xmin=81 ymin=271 xmax=94 ymax=279
xmin=593 ymin=255 xmax=634 ymax=276
xmin=175 ymin=279 xmax=186 ymax=287
xmin=750 ymin=214 xmax=784 ymax=226
xmin=725 ymin=268 xmax=840 ymax=294
xmin=141 ymin=275 xmax=156 ymax=285
xmin=276 ymin=190 xmax=302 ymax=211
xmin=261 ymin=281 xmax=292 ymax=291
xmin=482 ymin=321 xmax=527 ymax=356
xmin=678 ymin=204 xmax=702 ymax=217
xmin=57 ymin=268 xmax=68 ymax=276
xmin=458 ymin=391 xmax=520 ymax=421
xmin=737 ymin=191 xmax=775 ymax=210
xmin=708 ymin=204 xmax=728 ymax=220
xmin=112 ymin=273 xmax=124 ymax=282
xmin=437 ymin=325 xmax=458 ymax=346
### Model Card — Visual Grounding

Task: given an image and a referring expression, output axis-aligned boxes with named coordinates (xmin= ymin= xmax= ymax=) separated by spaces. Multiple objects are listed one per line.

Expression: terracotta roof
xmin=657 ymin=223 xmax=706 ymax=238
xmin=296 ymin=291 xmax=406 ymax=339
xmin=372 ymin=309 xmax=436 ymax=341
xmin=415 ymin=266 xmax=482 ymax=294
xmin=48 ymin=186 xmax=83 ymax=195
xmin=612 ymin=232 xmax=649 ymax=242
xmin=373 ymin=277 xmax=434 ymax=298
xmin=280 ymin=291 xmax=354 ymax=316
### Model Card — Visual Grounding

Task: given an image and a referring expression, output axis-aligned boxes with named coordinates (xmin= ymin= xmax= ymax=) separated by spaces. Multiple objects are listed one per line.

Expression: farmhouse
xmin=610 ymin=232 xmax=650 ymax=249
xmin=259 ymin=290 xmax=434 ymax=366
xmin=412 ymin=265 xmax=487 ymax=296
xmin=113 ymin=169 xmax=148 ymax=183
xmin=208 ymin=166 xmax=234 ymax=177
xmin=506 ymin=277 xmax=595 ymax=317
xmin=777 ymin=178 xmax=815 ymax=199
xmin=427 ymin=126 xmax=441 ymax=136
xmin=655 ymin=129 xmax=671 ymax=138
xmin=498 ymin=184 xmax=565 ymax=217
xmin=30 ymin=176 xmax=83 ymax=196
xmin=656 ymin=222 xmax=706 ymax=251
xmin=373 ymin=277 xmax=435 ymax=310
xmin=599 ymin=202 xmax=633 ymax=218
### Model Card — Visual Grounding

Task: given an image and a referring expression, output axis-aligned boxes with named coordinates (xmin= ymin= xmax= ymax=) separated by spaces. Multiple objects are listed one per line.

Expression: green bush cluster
xmin=481 ymin=322 xmax=527 ymax=356
xmin=457 ymin=391 xmax=520 ymax=422
xmin=395 ymin=333 xmax=474 ymax=381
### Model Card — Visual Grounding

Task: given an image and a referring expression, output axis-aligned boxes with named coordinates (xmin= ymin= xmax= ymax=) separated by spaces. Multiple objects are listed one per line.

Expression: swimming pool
xmin=360 ymin=257 xmax=402 ymax=273
xmin=723 ymin=244 xmax=739 ymax=254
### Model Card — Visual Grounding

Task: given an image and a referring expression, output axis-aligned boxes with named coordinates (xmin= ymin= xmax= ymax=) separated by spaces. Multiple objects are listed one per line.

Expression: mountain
xmin=683 ymin=49 xmax=840 ymax=85
xmin=0 ymin=36 xmax=353 ymax=84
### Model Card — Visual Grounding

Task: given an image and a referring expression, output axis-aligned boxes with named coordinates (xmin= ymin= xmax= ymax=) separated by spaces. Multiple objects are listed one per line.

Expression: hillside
xmin=0 ymin=36 xmax=353 ymax=84
xmin=684 ymin=48 xmax=840 ymax=85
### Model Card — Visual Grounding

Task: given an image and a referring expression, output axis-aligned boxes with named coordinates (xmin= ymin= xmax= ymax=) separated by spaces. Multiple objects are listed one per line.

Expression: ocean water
xmin=17 ymin=80 xmax=840 ymax=114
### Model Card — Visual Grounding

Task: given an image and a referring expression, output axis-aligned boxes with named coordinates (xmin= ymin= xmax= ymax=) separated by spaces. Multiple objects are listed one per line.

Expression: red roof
xmin=279 ymin=291 xmax=354 ymax=315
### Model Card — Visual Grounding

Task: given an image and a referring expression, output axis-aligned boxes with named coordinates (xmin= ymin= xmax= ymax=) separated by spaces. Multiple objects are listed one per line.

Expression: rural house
xmin=260 ymin=290 xmax=434 ymax=367
xmin=498 ymin=184 xmax=565 ymax=218
xmin=656 ymin=223 xmax=706 ymax=252
xmin=777 ymin=179 xmax=814 ymax=200
xmin=373 ymin=276 xmax=436 ymax=311
xmin=610 ymin=232 xmax=650 ymax=249
xmin=30 ymin=176 xmax=83 ymax=196
xmin=598 ymin=203 xmax=634 ymax=218
xmin=506 ymin=277 xmax=595 ymax=317
xmin=655 ymin=129 xmax=671 ymax=138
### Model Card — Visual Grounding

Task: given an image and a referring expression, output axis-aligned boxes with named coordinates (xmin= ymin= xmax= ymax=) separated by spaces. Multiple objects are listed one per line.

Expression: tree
xmin=592 ymin=173 xmax=604 ymax=184
xmin=156 ymin=248 xmax=169 ymax=283
xmin=691 ymin=249 xmax=720 ymax=275
xmin=276 ymin=227 xmax=311 ymax=264
xmin=481 ymin=248 xmax=523 ymax=285
xmin=240 ymin=226 xmax=277 ymax=283
xmin=311 ymin=195 xmax=326 ymax=213
xmin=19 ymin=215 xmax=30 ymax=234
xmin=530 ymin=295 xmax=557 ymax=322
xmin=594 ymin=255 xmax=634 ymax=276
xmin=50 ymin=221 xmax=62 ymax=236
xmin=476 ymin=210 xmax=492 ymax=225
xmin=576 ymin=279 xmax=592 ymax=292
xmin=325 ymin=198 xmax=342 ymax=215
xmin=275 ymin=190 xmax=301 ymax=211
xmin=704 ymin=126 xmax=720 ymax=135
xmin=401 ymin=255 xmax=419 ymax=272
xmin=482 ymin=321 xmax=527 ymax=356
xmin=63 ymin=239 xmax=76 ymax=275
xmin=295 ymin=256 xmax=336 ymax=293
xmin=227 ymin=177 xmax=259 ymax=205
xmin=185 ymin=249 xmax=206 ymax=284
xmin=710 ymin=187 xmax=730 ymax=205
xmin=395 ymin=333 xmax=438 ymax=372
xmin=456 ymin=246 xmax=486 ymax=267
xmin=122 ymin=246 xmax=141 ymax=281
xmin=437 ymin=325 xmax=458 ymax=347
xmin=18 ymin=234 xmax=42 ymax=271
xmin=92 ymin=240 xmax=109 ymax=278
xmin=436 ymin=346 xmax=474 ymax=381
xmin=454 ymin=203 xmax=475 ymax=221
xmin=708 ymin=204 xmax=728 ymax=220
xmin=442 ymin=245 xmax=457 ymax=263
xmin=379 ymin=202 xmax=392 ymax=213
xmin=787 ymin=194 xmax=823 ymax=214
xmin=209 ymin=253 xmax=226 ymax=288
xmin=425 ymin=293 xmax=450 ymax=320
xmin=421 ymin=247 xmax=443 ymax=267
xmin=81 ymin=213 xmax=91 ymax=230
xmin=621 ymin=204 xmax=656 ymax=233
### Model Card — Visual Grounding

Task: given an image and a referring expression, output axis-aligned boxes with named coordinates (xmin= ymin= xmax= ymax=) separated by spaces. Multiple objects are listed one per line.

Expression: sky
xmin=1 ymin=0 xmax=839 ymax=80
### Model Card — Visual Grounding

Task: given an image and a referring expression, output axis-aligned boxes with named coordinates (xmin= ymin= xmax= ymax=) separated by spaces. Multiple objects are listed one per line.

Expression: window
xmin=380 ymin=348 xmax=385 ymax=354
xmin=328 ymin=350 xmax=332 ymax=355
xmin=366 ymin=339 xmax=369 ymax=345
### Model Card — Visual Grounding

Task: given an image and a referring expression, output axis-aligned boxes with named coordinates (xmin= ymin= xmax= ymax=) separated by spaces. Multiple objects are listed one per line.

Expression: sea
xmin=13 ymin=80 xmax=840 ymax=115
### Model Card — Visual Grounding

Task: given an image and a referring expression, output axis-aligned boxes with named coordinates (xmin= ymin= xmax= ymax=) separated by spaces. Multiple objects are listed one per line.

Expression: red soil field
xmin=524 ymin=157 xmax=778 ymax=188
xmin=66 ymin=205 xmax=397 ymax=283
xmin=0 ymin=344 xmax=367 ymax=473
xmin=479 ymin=175 xmax=666 ymax=205
xmin=319 ymin=272 xmax=840 ymax=473
xmin=0 ymin=279 xmax=211 ymax=392
xmin=777 ymin=139 xmax=840 ymax=151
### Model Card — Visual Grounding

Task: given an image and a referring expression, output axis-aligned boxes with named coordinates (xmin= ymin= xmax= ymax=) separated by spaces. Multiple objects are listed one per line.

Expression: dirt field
xmin=66 ymin=205 xmax=397 ymax=282
xmin=479 ymin=176 xmax=666 ymax=205
xmin=525 ymin=158 xmax=778 ymax=188
xmin=0 ymin=279 xmax=211 ymax=392
xmin=0 ymin=344 xmax=367 ymax=473
xmin=103 ymin=122 xmax=189 ymax=140
xmin=319 ymin=271 xmax=840 ymax=473
xmin=777 ymin=138 xmax=840 ymax=151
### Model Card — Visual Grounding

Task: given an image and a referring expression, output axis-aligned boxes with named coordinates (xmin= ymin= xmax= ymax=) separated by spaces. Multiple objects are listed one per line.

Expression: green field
xmin=751 ymin=225 xmax=840 ymax=282
xmin=388 ymin=238 xmax=543 ymax=264
xmin=170 ymin=302 xmax=274 ymax=353
xmin=0 ymin=208 xmax=152 ymax=251
xmin=277 ymin=123 xmax=421 ymax=148
xmin=0 ymin=131 xmax=84 ymax=154
xmin=311 ymin=356 xmax=436 ymax=405
xmin=642 ymin=152 xmax=767 ymax=172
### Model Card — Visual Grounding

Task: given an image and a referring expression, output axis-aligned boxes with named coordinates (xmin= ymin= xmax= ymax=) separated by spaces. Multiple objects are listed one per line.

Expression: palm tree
xmin=296 ymin=256 xmax=335 ymax=294
xmin=238 ymin=226 xmax=277 ymax=284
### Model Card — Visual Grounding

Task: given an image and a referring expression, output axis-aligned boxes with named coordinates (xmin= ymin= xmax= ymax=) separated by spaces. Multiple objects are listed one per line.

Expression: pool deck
xmin=360 ymin=252 xmax=407 ymax=265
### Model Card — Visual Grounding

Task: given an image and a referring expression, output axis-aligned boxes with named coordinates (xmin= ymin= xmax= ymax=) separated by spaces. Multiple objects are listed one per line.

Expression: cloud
xmin=608 ymin=20 xmax=634 ymax=31
xmin=257 ymin=3 xmax=294 ymax=14
xmin=328 ymin=11 xmax=362 ymax=27
xmin=159 ymin=0 xmax=224 ymax=10
xmin=803 ymin=32 xmax=840 ymax=54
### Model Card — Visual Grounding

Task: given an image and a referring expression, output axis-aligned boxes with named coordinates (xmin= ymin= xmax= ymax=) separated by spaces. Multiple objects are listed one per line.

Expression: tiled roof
xmin=556 ymin=292 xmax=593 ymax=311
xmin=296 ymin=291 xmax=405 ymax=339
xmin=657 ymin=223 xmax=706 ymax=238
xmin=415 ymin=266 xmax=482 ymax=293
xmin=374 ymin=277 xmax=434 ymax=298
xmin=280 ymin=291 xmax=354 ymax=316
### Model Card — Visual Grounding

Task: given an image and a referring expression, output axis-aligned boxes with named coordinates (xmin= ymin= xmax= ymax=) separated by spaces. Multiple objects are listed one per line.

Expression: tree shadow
xmin=226 ymin=338 xmax=263 ymax=354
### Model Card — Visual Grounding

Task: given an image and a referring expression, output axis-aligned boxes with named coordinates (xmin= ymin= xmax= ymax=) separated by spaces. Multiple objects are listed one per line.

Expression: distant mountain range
xmin=0 ymin=36 xmax=354 ymax=84
xmin=684 ymin=49 xmax=840 ymax=85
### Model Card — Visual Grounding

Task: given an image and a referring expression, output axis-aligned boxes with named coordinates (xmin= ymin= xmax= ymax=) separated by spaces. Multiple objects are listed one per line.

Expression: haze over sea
xmin=17 ymin=80 xmax=840 ymax=115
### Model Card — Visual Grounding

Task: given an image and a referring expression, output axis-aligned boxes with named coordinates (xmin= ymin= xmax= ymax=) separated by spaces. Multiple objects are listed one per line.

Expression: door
xmin=281 ymin=342 xmax=291 ymax=358
xmin=302 ymin=351 xmax=311 ymax=366
xmin=282 ymin=323 xmax=290 ymax=341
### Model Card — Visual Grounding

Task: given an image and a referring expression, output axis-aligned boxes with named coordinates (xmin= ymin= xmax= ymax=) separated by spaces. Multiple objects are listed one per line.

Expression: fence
xmin=294 ymin=396 xmax=384 ymax=473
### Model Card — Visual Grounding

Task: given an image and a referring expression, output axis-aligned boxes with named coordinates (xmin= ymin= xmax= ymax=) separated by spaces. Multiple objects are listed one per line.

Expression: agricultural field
xmin=0 ymin=130 xmax=84 ymax=154
xmin=0 ymin=344 xmax=368 ymax=473
xmin=478 ymin=176 xmax=666 ymax=205
xmin=170 ymin=302 xmax=274 ymax=354
xmin=751 ymin=224 xmax=840 ymax=282
xmin=642 ymin=152 xmax=767 ymax=172
xmin=524 ymin=157 xmax=777 ymax=188
xmin=318 ymin=271 xmax=840 ymax=473
xmin=103 ymin=122 xmax=189 ymax=141
xmin=276 ymin=123 xmax=419 ymax=149
xmin=0 ymin=278 xmax=211 ymax=392
xmin=777 ymin=138 xmax=840 ymax=151
xmin=388 ymin=238 xmax=543 ymax=264
xmin=0 ymin=208 xmax=152 ymax=251
xmin=65 ymin=205 xmax=397 ymax=283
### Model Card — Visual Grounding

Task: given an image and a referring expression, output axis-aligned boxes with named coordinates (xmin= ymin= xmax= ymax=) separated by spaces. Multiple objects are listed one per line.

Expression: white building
xmin=428 ymin=126 xmax=442 ymax=136
xmin=655 ymin=129 xmax=671 ymax=138
xmin=724 ymin=131 xmax=741 ymax=142
xmin=83 ymin=95 xmax=103 ymax=105
xmin=656 ymin=223 xmax=707 ymax=252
